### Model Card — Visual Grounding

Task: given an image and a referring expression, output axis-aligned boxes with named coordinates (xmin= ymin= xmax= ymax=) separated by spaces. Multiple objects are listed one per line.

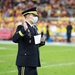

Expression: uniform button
xmin=25 ymin=53 xmax=26 ymax=55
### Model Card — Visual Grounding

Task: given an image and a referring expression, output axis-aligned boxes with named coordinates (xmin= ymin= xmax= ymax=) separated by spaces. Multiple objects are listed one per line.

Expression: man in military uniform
xmin=12 ymin=7 xmax=45 ymax=75
xmin=66 ymin=22 xmax=72 ymax=43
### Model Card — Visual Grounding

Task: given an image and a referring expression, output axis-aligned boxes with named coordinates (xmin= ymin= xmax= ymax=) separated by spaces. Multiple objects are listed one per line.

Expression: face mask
xmin=31 ymin=17 xmax=38 ymax=24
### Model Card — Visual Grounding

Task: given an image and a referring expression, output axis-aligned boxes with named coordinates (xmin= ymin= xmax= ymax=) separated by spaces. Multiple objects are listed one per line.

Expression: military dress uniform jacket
xmin=12 ymin=22 xmax=45 ymax=67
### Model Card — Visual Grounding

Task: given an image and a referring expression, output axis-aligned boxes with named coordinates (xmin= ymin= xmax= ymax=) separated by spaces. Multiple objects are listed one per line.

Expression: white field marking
xmin=41 ymin=62 xmax=47 ymax=65
xmin=0 ymin=49 xmax=17 ymax=50
xmin=0 ymin=47 xmax=17 ymax=50
xmin=0 ymin=62 xmax=75 ymax=74
xmin=0 ymin=40 xmax=16 ymax=44
xmin=0 ymin=70 xmax=17 ymax=75
xmin=0 ymin=60 xmax=5 ymax=63
xmin=0 ymin=54 xmax=16 ymax=57
xmin=41 ymin=62 xmax=75 ymax=68
xmin=41 ymin=49 xmax=75 ymax=53
xmin=0 ymin=47 xmax=6 ymax=50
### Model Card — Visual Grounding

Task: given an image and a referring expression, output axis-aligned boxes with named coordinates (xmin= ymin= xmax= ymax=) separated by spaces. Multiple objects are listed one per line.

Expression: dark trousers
xmin=67 ymin=33 xmax=71 ymax=42
xmin=17 ymin=66 xmax=38 ymax=75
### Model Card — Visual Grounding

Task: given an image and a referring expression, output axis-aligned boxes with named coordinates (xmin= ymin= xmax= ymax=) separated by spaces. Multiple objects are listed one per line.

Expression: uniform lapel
xmin=32 ymin=26 xmax=38 ymax=35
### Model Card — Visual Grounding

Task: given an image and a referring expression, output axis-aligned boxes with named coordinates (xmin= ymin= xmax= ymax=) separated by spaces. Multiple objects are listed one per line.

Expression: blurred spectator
xmin=0 ymin=0 xmax=75 ymax=41
xmin=41 ymin=7 xmax=48 ymax=18
xmin=45 ymin=24 xmax=51 ymax=42
xmin=66 ymin=22 xmax=73 ymax=43
xmin=0 ymin=0 xmax=75 ymax=20
xmin=50 ymin=23 xmax=57 ymax=37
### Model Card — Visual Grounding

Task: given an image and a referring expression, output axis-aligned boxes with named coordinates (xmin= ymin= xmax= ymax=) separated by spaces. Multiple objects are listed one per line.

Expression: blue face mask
xmin=32 ymin=17 xmax=38 ymax=24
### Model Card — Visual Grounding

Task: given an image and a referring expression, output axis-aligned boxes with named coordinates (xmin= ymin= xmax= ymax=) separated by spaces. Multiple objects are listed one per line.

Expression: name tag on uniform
xmin=34 ymin=35 xmax=41 ymax=44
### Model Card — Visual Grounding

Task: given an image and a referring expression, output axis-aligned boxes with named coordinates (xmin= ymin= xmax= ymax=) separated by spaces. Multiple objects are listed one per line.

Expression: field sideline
xmin=0 ymin=41 xmax=75 ymax=75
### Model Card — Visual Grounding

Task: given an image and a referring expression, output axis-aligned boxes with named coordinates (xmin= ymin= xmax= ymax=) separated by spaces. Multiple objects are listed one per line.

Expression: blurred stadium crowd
xmin=0 ymin=0 xmax=75 ymax=42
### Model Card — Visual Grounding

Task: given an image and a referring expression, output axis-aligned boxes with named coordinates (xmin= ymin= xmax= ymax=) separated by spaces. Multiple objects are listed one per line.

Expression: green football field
xmin=0 ymin=43 xmax=75 ymax=75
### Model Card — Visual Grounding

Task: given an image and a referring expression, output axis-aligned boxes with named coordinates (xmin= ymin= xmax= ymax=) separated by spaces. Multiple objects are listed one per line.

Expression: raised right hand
xmin=23 ymin=20 xmax=28 ymax=30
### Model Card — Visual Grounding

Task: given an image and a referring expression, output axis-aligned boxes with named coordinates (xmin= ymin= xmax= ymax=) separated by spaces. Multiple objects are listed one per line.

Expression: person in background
xmin=12 ymin=7 xmax=45 ymax=75
xmin=46 ymin=25 xmax=50 ymax=42
xmin=66 ymin=21 xmax=73 ymax=43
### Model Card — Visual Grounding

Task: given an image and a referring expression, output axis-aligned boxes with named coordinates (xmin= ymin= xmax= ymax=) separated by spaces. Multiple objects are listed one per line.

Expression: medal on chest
xmin=27 ymin=29 xmax=32 ymax=43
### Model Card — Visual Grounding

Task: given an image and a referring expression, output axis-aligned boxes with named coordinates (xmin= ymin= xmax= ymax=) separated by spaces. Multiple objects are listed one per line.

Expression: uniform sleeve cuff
xmin=19 ymin=31 xmax=24 ymax=37
xmin=19 ymin=27 xmax=29 ymax=36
